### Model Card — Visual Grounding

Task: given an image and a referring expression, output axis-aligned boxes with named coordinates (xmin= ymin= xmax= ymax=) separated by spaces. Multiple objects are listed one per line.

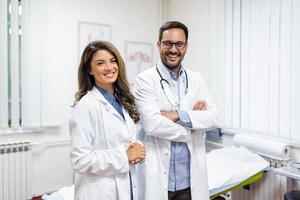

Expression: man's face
xmin=157 ymin=28 xmax=187 ymax=72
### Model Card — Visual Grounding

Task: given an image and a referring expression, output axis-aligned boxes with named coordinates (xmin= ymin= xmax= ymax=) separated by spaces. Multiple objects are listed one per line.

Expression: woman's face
xmin=89 ymin=50 xmax=119 ymax=93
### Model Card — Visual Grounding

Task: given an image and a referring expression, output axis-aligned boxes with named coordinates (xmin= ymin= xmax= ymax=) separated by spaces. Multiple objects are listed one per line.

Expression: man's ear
xmin=157 ymin=41 xmax=161 ymax=48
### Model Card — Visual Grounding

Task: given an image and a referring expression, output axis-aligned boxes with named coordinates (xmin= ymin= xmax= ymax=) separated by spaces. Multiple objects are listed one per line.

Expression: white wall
xmin=165 ymin=0 xmax=211 ymax=82
xmin=0 ymin=0 xmax=162 ymax=196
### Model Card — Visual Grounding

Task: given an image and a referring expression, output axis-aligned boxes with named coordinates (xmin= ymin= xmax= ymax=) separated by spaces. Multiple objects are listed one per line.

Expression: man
xmin=134 ymin=21 xmax=218 ymax=200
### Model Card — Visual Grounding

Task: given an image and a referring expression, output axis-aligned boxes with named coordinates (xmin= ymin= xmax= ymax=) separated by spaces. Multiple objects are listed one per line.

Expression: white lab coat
xmin=134 ymin=63 xmax=218 ymax=200
xmin=69 ymin=87 xmax=138 ymax=200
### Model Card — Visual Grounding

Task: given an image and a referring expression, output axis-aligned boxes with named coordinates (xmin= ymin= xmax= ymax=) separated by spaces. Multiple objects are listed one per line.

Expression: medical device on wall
xmin=155 ymin=64 xmax=188 ymax=110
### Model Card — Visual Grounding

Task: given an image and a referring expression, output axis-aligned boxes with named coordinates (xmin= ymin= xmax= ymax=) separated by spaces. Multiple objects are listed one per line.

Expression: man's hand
xmin=193 ymin=101 xmax=207 ymax=110
xmin=160 ymin=111 xmax=179 ymax=122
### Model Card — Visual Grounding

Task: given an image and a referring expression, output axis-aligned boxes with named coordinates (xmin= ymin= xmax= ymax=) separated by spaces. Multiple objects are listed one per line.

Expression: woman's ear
xmin=86 ymin=65 xmax=93 ymax=75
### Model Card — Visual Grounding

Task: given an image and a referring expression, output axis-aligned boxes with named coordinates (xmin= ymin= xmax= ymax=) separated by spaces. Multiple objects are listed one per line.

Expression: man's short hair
xmin=158 ymin=21 xmax=189 ymax=42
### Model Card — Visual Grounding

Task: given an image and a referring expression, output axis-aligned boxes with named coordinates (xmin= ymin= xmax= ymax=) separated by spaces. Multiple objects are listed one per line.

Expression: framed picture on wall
xmin=125 ymin=41 xmax=153 ymax=85
xmin=78 ymin=21 xmax=111 ymax=58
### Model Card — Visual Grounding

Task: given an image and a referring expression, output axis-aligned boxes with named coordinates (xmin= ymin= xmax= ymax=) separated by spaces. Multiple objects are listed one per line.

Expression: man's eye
xmin=176 ymin=42 xmax=184 ymax=47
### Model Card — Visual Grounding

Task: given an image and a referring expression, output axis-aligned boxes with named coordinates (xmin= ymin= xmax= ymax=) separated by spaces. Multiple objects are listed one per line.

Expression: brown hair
xmin=73 ymin=40 xmax=139 ymax=122
xmin=158 ymin=21 xmax=189 ymax=42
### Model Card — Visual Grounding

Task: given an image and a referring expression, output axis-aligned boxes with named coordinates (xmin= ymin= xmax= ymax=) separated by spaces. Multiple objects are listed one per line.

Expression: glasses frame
xmin=160 ymin=40 xmax=187 ymax=50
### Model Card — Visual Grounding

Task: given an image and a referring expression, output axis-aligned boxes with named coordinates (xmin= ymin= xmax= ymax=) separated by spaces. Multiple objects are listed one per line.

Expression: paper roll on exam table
xmin=232 ymin=134 xmax=291 ymax=160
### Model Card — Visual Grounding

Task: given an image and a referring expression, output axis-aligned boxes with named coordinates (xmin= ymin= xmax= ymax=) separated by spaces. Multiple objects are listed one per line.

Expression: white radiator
xmin=0 ymin=142 xmax=32 ymax=200
xmin=231 ymin=158 xmax=289 ymax=200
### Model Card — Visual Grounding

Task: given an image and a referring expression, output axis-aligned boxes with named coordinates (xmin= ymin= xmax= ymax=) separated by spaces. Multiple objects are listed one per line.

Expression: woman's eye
xmin=111 ymin=59 xmax=117 ymax=63
xmin=97 ymin=62 xmax=104 ymax=65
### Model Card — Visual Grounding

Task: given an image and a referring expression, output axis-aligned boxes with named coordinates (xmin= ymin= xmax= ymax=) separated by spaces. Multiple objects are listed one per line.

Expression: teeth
xmin=105 ymin=72 xmax=114 ymax=78
xmin=168 ymin=55 xmax=178 ymax=60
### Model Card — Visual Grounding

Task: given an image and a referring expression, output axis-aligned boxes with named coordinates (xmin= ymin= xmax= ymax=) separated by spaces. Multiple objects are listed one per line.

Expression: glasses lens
xmin=162 ymin=41 xmax=173 ymax=48
xmin=175 ymin=41 xmax=186 ymax=49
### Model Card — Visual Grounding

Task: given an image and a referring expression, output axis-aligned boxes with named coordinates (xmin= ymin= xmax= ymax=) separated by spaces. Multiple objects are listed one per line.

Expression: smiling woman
xmin=70 ymin=40 xmax=145 ymax=200
xmin=89 ymin=50 xmax=119 ymax=94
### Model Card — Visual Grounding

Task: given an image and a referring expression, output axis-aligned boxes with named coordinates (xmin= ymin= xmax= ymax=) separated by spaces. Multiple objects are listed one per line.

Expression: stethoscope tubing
xmin=155 ymin=64 xmax=188 ymax=110
xmin=155 ymin=64 xmax=188 ymax=94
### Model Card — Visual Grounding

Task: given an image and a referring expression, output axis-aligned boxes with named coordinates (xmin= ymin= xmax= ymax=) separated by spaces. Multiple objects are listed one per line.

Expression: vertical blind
xmin=0 ymin=0 xmax=24 ymax=128
xmin=0 ymin=0 xmax=9 ymax=128
xmin=0 ymin=0 xmax=62 ymax=130
xmin=209 ymin=0 xmax=300 ymax=140
xmin=0 ymin=0 xmax=42 ymax=129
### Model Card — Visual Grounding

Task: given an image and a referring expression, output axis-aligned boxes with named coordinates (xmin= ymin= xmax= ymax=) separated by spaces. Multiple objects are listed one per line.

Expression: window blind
xmin=209 ymin=0 xmax=300 ymax=140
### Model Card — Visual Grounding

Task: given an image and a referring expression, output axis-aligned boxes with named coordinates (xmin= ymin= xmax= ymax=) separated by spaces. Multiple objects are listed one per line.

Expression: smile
xmin=104 ymin=72 xmax=115 ymax=78
xmin=167 ymin=54 xmax=179 ymax=61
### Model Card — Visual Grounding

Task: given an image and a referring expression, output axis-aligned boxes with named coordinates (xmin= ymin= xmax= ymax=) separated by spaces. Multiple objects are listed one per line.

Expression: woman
xmin=70 ymin=40 xmax=145 ymax=200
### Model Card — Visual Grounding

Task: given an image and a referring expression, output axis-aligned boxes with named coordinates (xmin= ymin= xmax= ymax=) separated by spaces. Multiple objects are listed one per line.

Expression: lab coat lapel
xmin=91 ymin=87 xmax=136 ymax=143
xmin=90 ymin=87 xmax=125 ymax=122
xmin=157 ymin=61 xmax=172 ymax=81
xmin=122 ymin=107 xmax=136 ymax=141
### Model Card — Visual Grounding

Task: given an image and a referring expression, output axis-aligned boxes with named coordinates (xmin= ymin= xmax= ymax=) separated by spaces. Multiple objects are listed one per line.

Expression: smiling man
xmin=134 ymin=21 xmax=218 ymax=200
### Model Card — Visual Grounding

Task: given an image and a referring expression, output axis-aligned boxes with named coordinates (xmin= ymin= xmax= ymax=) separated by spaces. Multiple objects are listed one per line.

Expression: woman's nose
xmin=104 ymin=63 xmax=113 ymax=70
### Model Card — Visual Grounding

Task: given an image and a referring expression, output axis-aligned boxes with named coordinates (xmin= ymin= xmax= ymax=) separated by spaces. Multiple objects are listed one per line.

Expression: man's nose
xmin=169 ymin=44 xmax=178 ymax=52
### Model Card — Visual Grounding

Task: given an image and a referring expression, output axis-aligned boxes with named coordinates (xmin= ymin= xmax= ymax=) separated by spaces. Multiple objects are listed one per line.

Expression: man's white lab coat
xmin=134 ymin=64 xmax=218 ymax=200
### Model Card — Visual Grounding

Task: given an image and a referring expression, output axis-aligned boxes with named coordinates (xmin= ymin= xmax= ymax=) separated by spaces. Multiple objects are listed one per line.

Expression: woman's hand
xmin=126 ymin=142 xmax=146 ymax=165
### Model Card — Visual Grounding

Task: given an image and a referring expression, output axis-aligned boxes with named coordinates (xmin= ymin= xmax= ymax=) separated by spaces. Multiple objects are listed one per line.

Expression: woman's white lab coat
xmin=70 ymin=87 xmax=138 ymax=200
xmin=134 ymin=65 xmax=218 ymax=200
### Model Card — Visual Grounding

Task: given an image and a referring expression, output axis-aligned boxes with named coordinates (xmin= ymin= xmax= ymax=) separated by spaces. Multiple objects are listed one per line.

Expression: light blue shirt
xmin=96 ymin=86 xmax=124 ymax=120
xmin=166 ymin=66 xmax=192 ymax=191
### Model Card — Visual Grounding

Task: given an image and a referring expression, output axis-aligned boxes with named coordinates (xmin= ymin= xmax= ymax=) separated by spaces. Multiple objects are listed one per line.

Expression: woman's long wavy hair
xmin=73 ymin=40 xmax=139 ymax=123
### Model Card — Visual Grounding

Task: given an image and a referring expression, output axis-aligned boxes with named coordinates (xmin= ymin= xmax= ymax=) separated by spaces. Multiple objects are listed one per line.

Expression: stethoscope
xmin=156 ymin=64 xmax=189 ymax=110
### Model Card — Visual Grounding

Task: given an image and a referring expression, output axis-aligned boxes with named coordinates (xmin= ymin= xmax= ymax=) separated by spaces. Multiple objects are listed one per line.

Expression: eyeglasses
xmin=161 ymin=40 xmax=187 ymax=50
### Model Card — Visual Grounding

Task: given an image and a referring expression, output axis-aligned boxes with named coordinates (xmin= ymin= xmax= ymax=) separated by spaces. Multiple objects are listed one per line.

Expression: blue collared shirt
xmin=96 ymin=86 xmax=124 ymax=120
xmin=166 ymin=65 xmax=192 ymax=191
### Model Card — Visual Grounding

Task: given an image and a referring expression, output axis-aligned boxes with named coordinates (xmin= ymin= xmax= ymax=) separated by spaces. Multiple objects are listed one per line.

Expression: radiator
xmin=230 ymin=158 xmax=289 ymax=200
xmin=0 ymin=142 xmax=32 ymax=200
